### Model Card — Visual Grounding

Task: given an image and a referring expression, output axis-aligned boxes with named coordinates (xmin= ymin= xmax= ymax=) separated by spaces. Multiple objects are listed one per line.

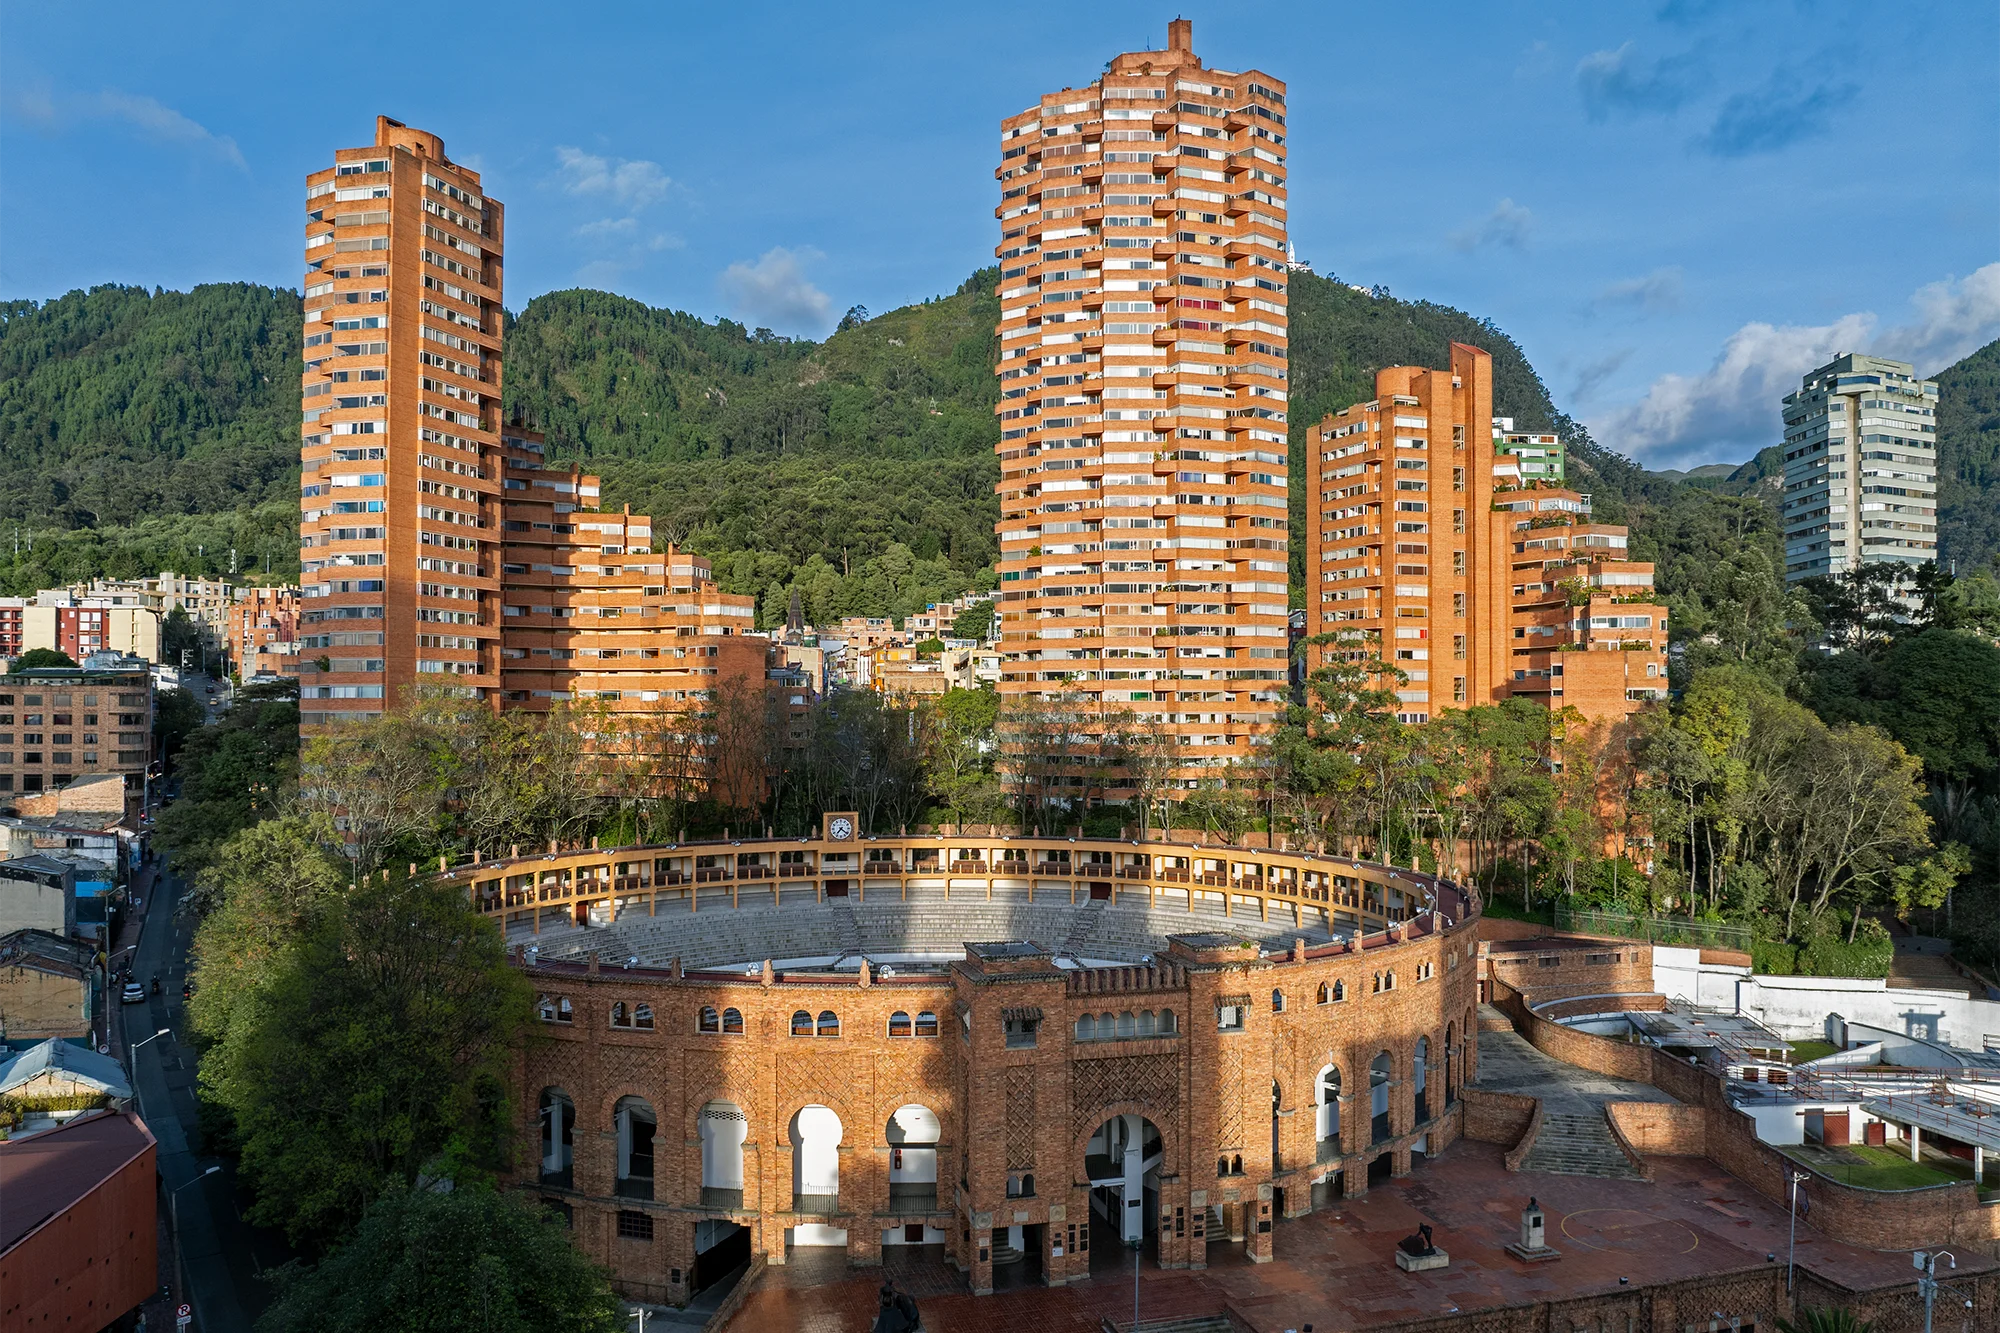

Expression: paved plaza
xmin=719 ymin=1138 xmax=1975 ymax=1332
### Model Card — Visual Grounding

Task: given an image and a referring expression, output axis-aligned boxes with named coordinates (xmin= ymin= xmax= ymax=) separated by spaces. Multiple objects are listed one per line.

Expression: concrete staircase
xmin=1520 ymin=1111 xmax=1644 ymax=1179
xmin=1100 ymin=1317 xmax=1234 ymax=1333
xmin=823 ymin=896 xmax=863 ymax=957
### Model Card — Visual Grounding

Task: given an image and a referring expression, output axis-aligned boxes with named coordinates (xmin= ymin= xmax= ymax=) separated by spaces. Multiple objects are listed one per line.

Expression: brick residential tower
xmin=1305 ymin=344 xmax=1665 ymax=726
xmin=993 ymin=20 xmax=1291 ymax=801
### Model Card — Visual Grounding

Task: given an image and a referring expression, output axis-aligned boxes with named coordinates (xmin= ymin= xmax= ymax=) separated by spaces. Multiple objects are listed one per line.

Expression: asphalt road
xmin=121 ymin=854 xmax=291 ymax=1332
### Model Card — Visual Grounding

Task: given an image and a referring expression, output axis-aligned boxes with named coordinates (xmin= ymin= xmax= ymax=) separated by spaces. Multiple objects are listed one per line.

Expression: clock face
xmin=828 ymin=817 xmax=854 ymax=841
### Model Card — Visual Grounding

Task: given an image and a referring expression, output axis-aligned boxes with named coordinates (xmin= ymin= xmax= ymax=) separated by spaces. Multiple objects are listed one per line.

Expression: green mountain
xmin=0 ymin=283 xmax=302 ymax=592
xmin=3 ymin=275 xmax=1990 ymax=616
xmin=1936 ymin=337 xmax=2000 ymax=572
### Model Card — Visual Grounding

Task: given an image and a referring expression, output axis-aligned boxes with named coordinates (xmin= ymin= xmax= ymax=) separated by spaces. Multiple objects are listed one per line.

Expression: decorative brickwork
xmin=1004 ymin=1069 xmax=1036 ymax=1171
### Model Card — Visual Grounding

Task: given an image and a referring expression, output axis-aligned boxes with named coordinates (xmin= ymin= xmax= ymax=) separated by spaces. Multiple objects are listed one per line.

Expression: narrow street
xmin=117 ymin=851 xmax=290 ymax=1333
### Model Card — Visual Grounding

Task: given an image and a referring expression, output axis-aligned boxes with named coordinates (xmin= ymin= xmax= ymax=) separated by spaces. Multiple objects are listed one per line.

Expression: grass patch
xmin=1479 ymin=898 xmax=1556 ymax=926
xmin=1787 ymin=1040 xmax=1839 ymax=1064
xmin=1785 ymin=1142 xmax=1963 ymax=1191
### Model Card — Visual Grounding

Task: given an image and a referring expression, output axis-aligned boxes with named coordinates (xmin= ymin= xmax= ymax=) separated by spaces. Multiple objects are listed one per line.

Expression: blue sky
xmin=4 ymin=1 xmax=1995 ymax=469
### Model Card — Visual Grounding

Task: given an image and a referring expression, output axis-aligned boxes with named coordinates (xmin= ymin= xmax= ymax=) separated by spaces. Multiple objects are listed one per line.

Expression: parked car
xmin=120 ymin=981 xmax=146 ymax=1004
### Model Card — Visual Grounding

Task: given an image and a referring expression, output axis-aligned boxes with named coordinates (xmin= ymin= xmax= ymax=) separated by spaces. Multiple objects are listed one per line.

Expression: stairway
xmin=823 ymin=895 xmax=863 ymax=957
xmin=1520 ymin=1111 xmax=1644 ymax=1179
xmin=990 ymin=1241 xmax=1024 ymax=1268
xmin=1060 ymin=896 xmax=1110 ymax=956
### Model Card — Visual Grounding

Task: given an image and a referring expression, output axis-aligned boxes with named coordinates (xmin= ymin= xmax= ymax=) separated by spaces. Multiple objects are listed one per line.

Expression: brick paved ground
xmin=719 ymin=1141 xmax=1988 ymax=1332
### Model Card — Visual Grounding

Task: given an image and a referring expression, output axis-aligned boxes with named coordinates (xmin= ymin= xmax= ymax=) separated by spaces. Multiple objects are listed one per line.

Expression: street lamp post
xmin=171 ymin=1165 xmax=222 ymax=1310
xmin=1786 ymin=1170 xmax=1809 ymax=1291
xmin=1914 ymin=1249 xmax=1959 ymax=1333
xmin=1129 ymin=1234 xmax=1142 ymax=1330
xmin=129 ymin=1027 xmax=173 ymax=1059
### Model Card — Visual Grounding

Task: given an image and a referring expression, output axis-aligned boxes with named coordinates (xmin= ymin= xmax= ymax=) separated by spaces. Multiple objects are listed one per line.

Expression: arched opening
xmin=698 ymin=1100 xmax=748 ymax=1209
xmin=816 ymin=1009 xmax=840 ymax=1038
xmin=699 ymin=1005 xmax=720 ymax=1033
xmin=1369 ymin=1051 xmax=1393 ymax=1144
xmin=1414 ymin=1036 xmax=1430 ymax=1124
xmin=539 ymin=1088 xmax=574 ymax=1186
xmin=889 ymin=1010 xmax=913 ymax=1037
xmin=1271 ymin=987 xmax=1285 ymax=1013
xmin=1443 ymin=1021 xmax=1456 ymax=1106
xmin=1084 ymin=1113 xmax=1164 ymax=1272
xmin=1315 ymin=1064 xmax=1342 ymax=1162
xmin=720 ymin=1006 xmax=741 ymax=1034
xmin=615 ymin=1095 xmax=657 ymax=1200
xmin=886 ymin=1104 xmax=940 ymax=1214
xmin=1075 ymin=1013 xmax=1097 ymax=1041
xmin=914 ymin=1010 xmax=939 ymax=1036
xmin=610 ymin=1001 xmax=628 ymax=1027
xmin=635 ymin=1003 xmax=655 ymax=1030
xmin=790 ymin=1104 xmax=844 ymax=1217
xmin=1271 ymin=1080 xmax=1284 ymax=1170
xmin=791 ymin=1009 xmax=813 ymax=1036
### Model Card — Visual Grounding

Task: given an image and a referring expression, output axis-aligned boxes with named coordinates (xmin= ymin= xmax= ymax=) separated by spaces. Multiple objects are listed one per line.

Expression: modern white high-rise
xmin=1779 ymin=353 xmax=1939 ymax=584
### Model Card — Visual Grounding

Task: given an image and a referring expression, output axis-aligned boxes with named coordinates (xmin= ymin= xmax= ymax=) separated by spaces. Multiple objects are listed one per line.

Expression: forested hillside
xmin=2 ymin=275 xmax=1993 ymax=618
xmin=0 ymin=284 xmax=302 ymax=592
xmin=1936 ymin=337 xmax=2000 ymax=573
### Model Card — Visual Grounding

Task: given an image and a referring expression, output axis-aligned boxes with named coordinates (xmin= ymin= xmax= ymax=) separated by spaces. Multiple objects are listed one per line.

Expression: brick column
xmin=969 ymin=1208 xmax=995 ymax=1295
xmin=1246 ymin=1186 xmax=1274 ymax=1263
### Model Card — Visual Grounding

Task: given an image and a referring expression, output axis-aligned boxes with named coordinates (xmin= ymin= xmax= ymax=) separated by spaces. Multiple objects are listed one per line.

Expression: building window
xmin=792 ymin=1009 xmax=814 ymax=1037
xmin=914 ymin=1010 xmax=939 ymax=1037
xmin=616 ymin=1210 xmax=654 ymax=1240
xmin=1217 ymin=1003 xmax=1245 ymax=1032
xmin=700 ymin=1006 xmax=722 ymax=1033
xmin=1004 ymin=1015 xmax=1040 ymax=1048
xmin=1452 ymin=592 xmax=1466 ymax=617
xmin=1270 ymin=988 xmax=1285 ymax=1013
xmin=610 ymin=1002 xmax=629 ymax=1028
xmin=720 ymin=1006 xmax=741 ymax=1034
xmin=537 ymin=994 xmax=572 ymax=1023
xmin=1453 ymin=677 xmax=1467 ymax=703
xmin=889 ymin=1011 xmax=913 ymax=1037
xmin=816 ymin=1009 xmax=840 ymax=1037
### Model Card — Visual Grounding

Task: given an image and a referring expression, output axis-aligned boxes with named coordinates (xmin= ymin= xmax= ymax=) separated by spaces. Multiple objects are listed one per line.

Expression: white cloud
xmin=1448 ymin=198 xmax=1533 ymax=253
xmin=574 ymin=216 xmax=638 ymax=239
xmin=554 ymin=146 xmax=669 ymax=209
xmin=4 ymin=84 xmax=243 ymax=168
xmin=718 ymin=247 xmax=833 ymax=335
xmin=1590 ymin=262 xmax=2000 ymax=468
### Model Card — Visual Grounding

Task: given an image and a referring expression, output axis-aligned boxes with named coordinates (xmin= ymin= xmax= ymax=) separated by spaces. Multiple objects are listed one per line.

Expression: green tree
xmin=951 ymin=601 xmax=996 ymax=640
xmin=8 ymin=647 xmax=77 ymax=671
xmin=154 ymin=685 xmax=208 ymax=760
xmin=1774 ymin=1309 xmax=1874 ymax=1333
xmin=161 ymin=606 xmax=204 ymax=668
xmin=204 ymin=872 xmax=532 ymax=1247
xmin=257 ymin=1185 xmax=622 ymax=1333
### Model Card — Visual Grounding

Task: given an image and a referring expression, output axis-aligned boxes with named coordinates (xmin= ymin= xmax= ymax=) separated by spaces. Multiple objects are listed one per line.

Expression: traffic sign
xmin=178 ymin=1304 xmax=190 ymax=1318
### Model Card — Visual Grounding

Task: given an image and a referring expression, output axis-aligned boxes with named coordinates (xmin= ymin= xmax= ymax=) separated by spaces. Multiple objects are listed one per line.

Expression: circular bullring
xmin=445 ymin=831 xmax=1482 ymax=1307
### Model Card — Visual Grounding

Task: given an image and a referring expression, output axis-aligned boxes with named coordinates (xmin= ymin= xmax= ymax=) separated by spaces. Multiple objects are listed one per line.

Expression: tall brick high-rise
xmin=299 ymin=118 xmax=502 ymax=727
xmin=1305 ymin=343 xmax=1666 ymax=726
xmin=993 ymin=19 xmax=1290 ymax=799
xmin=299 ymin=120 xmax=761 ymax=737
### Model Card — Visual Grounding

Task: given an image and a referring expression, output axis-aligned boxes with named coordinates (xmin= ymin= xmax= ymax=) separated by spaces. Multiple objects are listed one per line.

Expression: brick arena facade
xmin=455 ymin=825 xmax=1480 ymax=1302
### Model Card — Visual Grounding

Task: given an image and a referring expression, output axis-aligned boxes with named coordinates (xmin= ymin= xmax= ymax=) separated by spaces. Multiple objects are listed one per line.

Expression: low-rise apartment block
xmin=227 ymin=585 xmax=301 ymax=678
xmin=0 ymin=657 xmax=154 ymax=803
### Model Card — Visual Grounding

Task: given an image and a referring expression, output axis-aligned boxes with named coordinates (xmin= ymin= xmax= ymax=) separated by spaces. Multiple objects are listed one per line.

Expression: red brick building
xmin=0 ymin=1110 xmax=157 ymax=1330
xmin=459 ymin=826 xmax=1480 ymax=1304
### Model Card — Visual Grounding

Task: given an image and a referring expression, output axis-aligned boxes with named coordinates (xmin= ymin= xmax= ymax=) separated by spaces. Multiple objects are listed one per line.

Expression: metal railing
xmin=1553 ymin=905 xmax=1751 ymax=951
